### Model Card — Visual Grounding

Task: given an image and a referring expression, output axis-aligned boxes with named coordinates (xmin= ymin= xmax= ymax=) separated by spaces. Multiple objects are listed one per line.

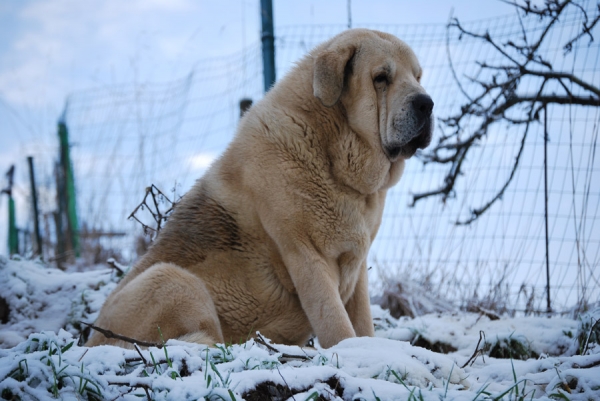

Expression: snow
xmin=375 ymin=310 xmax=580 ymax=358
xmin=1 ymin=257 xmax=599 ymax=400
xmin=0 ymin=255 xmax=116 ymax=349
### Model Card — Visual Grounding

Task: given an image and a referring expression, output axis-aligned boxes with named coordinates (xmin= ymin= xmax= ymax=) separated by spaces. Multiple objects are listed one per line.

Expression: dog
xmin=86 ymin=28 xmax=433 ymax=349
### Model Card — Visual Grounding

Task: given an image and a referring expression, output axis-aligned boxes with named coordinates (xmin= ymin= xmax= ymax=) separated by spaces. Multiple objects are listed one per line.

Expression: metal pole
xmin=544 ymin=105 xmax=551 ymax=314
xmin=8 ymin=197 xmax=17 ymax=255
xmin=54 ymin=162 xmax=66 ymax=266
xmin=347 ymin=0 xmax=352 ymax=29
xmin=260 ymin=0 xmax=275 ymax=93
xmin=58 ymin=117 xmax=80 ymax=258
xmin=3 ymin=165 xmax=18 ymax=255
xmin=27 ymin=156 xmax=43 ymax=257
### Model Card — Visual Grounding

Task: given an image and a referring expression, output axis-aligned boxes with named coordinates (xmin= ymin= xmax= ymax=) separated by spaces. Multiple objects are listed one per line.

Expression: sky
xmin=0 ymin=0 xmax=520 ymax=255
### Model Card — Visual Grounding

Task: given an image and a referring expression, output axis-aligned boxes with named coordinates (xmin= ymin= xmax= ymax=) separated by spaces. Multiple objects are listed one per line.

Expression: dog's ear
xmin=313 ymin=44 xmax=356 ymax=107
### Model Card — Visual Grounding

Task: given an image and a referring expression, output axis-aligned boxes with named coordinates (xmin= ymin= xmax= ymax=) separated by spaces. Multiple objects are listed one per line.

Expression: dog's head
xmin=313 ymin=29 xmax=433 ymax=161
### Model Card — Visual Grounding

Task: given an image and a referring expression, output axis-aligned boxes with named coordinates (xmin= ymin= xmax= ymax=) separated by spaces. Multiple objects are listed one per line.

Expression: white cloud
xmin=0 ymin=0 xmax=209 ymax=107
xmin=188 ymin=152 xmax=217 ymax=170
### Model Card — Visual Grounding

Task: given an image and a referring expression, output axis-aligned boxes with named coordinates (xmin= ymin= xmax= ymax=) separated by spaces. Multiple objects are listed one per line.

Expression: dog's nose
xmin=412 ymin=94 xmax=434 ymax=120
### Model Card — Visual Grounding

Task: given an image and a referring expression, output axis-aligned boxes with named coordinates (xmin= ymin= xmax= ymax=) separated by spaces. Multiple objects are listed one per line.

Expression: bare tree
xmin=412 ymin=0 xmax=600 ymax=224
xmin=128 ymin=184 xmax=177 ymax=240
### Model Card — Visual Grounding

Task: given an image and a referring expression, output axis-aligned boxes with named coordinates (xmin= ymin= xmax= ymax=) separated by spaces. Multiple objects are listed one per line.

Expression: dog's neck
xmin=326 ymin=124 xmax=405 ymax=196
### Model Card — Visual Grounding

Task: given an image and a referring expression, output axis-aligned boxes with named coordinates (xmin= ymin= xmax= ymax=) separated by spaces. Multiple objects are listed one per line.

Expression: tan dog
xmin=87 ymin=29 xmax=433 ymax=349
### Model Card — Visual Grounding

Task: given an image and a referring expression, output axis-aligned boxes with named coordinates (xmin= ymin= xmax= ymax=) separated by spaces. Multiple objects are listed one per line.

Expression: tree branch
xmin=411 ymin=0 xmax=599 ymax=220
xmin=520 ymin=68 xmax=600 ymax=97
xmin=80 ymin=321 xmax=162 ymax=348
xmin=456 ymin=121 xmax=530 ymax=225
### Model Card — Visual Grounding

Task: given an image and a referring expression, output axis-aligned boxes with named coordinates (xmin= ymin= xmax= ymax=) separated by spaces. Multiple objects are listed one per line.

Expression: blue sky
xmin=0 ymin=0 xmax=519 ymax=255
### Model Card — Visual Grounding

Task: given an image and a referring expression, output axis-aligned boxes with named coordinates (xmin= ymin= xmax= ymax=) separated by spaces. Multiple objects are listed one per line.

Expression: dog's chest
xmin=324 ymin=192 xmax=384 ymax=300
xmin=330 ymin=190 xmax=384 ymax=248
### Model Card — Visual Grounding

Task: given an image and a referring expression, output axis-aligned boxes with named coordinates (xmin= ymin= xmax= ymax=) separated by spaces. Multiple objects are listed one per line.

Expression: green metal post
xmin=8 ymin=196 xmax=18 ymax=255
xmin=58 ymin=119 xmax=80 ymax=257
xmin=3 ymin=165 xmax=18 ymax=255
xmin=260 ymin=0 xmax=275 ymax=93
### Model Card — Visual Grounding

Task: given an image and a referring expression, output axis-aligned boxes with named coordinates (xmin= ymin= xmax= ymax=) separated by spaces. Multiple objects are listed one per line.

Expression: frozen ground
xmin=0 ymin=256 xmax=598 ymax=400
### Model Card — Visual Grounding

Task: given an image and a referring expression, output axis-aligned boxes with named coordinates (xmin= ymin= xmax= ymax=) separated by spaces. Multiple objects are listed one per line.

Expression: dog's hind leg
xmin=86 ymin=262 xmax=224 ymax=347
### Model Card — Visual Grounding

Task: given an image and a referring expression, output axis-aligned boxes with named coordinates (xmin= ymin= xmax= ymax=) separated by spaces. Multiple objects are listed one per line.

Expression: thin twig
xmin=134 ymin=343 xmax=149 ymax=365
xmin=255 ymin=332 xmax=279 ymax=353
xmin=582 ymin=317 xmax=600 ymax=355
xmin=128 ymin=184 xmax=177 ymax=240
xmin=77 ymin=348 xmax=89 ymax=362
xmin=255 ymin=333 xmax=312 ymax=362
xmin=80 ymin=321 xmax=162 ymax=348
xmin=276 ymin=365 xmax=296 ymax=401
xmin=461 ymin=331 xmax=487 ymax=368
xmin=106 ymin=258 xmax=125 ymax=275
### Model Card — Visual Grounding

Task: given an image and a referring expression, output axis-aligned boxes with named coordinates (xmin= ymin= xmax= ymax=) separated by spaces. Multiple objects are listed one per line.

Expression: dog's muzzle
xmin=386 ymin=93 xmax=434 ymax=159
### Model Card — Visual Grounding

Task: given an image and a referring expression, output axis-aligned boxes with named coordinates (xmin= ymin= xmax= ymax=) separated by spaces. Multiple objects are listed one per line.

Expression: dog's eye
xmin=374 ymin=73 xmax=388 ymax=84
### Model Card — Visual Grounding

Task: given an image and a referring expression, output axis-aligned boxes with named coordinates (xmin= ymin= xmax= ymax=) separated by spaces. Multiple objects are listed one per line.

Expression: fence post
xmin=27 ymin=156 xmax=42 ymax=257
xmin=58 ymin=115 xmax=80 ymax=258
xmin=544 ymin=105 xmax=551 ymax=314
xmin=54 ymin=162 xmax=66 ymax=266
xmin=347 ymin=0 xmax=352 ymax=29
xmin=8 ymin=198 xmax=18 ymax=255
xmin=260 ymin=0 xmax=275 ymax=93
xmin=239 ymin=98 xmax=253 ymax=118
xmin=2 ymin=166 xmax=18 ymax=256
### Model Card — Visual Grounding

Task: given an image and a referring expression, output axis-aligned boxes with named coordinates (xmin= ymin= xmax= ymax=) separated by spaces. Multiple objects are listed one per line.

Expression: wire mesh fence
xmin=10 ymin=3 xmax=599 ymax=314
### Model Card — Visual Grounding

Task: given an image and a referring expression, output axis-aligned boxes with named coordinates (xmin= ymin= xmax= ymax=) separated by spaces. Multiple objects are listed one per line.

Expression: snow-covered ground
xmin=1 ymin=256 xmax=599 ymax=400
